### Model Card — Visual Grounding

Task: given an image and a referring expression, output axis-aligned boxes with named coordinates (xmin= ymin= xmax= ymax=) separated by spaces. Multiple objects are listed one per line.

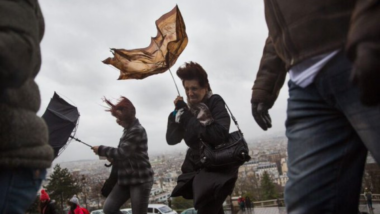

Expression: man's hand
xmin=252 ymin=102 xmax=272 ymax=131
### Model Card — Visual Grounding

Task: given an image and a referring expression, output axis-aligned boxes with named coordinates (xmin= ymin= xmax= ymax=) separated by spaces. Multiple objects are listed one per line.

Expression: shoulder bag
xmin=200 ymin=100 xmax=251 ymax=169
xmin=101 ymin=163 xmax=118 ymax=197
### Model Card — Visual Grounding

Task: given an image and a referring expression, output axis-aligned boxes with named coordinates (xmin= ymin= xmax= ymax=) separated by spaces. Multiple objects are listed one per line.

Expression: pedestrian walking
xmin=92 ymin=97 xmax=154 ymax=214
xmin=39 ymin=189 xmax=57 ymax=214
xmin=251 ymin=0 xmax=380 ymax=213
xmin=166 ymin=62 xmax=239 ymax=214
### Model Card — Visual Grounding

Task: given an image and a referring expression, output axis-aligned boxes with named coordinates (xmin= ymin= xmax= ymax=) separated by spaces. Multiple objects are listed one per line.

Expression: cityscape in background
xmin=42 ymin=133 xmax=380 ymax=213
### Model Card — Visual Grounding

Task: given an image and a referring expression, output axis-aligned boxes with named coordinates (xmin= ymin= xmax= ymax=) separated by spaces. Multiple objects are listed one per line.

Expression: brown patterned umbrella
xmin=103 ymin=5 xmax=188 ymax=80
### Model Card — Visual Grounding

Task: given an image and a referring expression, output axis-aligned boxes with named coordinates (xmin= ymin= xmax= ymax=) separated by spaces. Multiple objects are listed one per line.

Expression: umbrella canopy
xmin=42 ymin=92 xmax=80 ymax=158
xmin=103 ymin=5 xmax=188 ymax=80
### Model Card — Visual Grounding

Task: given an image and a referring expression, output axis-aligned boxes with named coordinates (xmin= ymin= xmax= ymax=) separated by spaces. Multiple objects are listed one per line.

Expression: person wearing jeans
xmin=285 ymin=51 xmax=379 ymax=212
xmin=251 ymin=0 xmax=380 ymax=213
xmin=0 ymin=0 xmax=54 ymax=213
xmin=92 ymin=97 xmax=154 ymax=214
xmin=103 ymin=182 xmax=153 ymax=214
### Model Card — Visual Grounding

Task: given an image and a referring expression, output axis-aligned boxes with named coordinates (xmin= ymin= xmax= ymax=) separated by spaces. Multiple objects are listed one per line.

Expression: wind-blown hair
xmin=176 ymin=61 xmax=211 ymax=91
xmin=103 ymin=96 xmax=136 ymax=125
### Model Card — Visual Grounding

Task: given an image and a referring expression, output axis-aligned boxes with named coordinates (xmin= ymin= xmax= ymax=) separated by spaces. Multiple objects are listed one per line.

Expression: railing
xmin=253 ymin=199 xmax=284 ymax=207
xmin=360 ymin=194 xmax=380 ymax=202
xmin=252 ymin=194 xmax=380 ymax=207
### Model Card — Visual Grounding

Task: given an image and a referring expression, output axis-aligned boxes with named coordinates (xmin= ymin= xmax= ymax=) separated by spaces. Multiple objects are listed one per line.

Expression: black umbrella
xmin=42 ymin=92 xmax=90 ymax=158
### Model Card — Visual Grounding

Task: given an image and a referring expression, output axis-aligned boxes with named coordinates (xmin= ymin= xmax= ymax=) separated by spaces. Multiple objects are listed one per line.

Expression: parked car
xmin=180 ymin=208 xmax=197 ymax=214
xmin=120 ymin=208 xmax=133 ymax=214
xmin=90 ymin=209 xmax=104 ymax=214
xmin=147 ymin=204 xmax=177 ymax=214
xmin=90 ymin=209 xmax=130 ymax=214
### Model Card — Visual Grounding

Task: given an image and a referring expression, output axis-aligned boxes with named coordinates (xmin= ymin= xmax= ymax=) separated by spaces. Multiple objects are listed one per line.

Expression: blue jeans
xmin=103 ymin=181 xmax=153 ymax=214
xmin=0 ymin=168 xmax=46 ymax=214
xmin=285 ymin=52 xmax=380 ymax=214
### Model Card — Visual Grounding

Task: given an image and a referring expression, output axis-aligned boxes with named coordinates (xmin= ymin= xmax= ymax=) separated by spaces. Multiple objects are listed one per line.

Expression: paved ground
xmin=233 ymin=204 xmax=380 ymax=214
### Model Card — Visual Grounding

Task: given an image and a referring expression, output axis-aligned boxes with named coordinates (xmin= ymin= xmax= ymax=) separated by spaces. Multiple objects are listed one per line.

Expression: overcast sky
xmin=37 ymin=0 xmax=289 ymax=164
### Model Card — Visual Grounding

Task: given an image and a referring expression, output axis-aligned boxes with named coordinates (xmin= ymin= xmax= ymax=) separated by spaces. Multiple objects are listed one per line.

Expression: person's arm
xmin=178 ymin=95 xmax=230 ymax=148
xmin=166 ymin=111 xmax=185 ymax=145
xmin=98 ymin=127 xmax=146 ymax=160
xmin=346 ymin=0 xmax=380 ymax=106
xmin=0 ymin=0 xmax=43 ymax=90
xmin=251 ymin=37 xmax=287 ymax=130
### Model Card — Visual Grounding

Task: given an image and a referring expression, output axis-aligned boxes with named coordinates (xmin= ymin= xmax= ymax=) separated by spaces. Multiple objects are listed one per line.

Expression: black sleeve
xmin=180 ymin=95 xmax=231 ymax=148
xmin=166 ymin=111 xmax=185 ymax=145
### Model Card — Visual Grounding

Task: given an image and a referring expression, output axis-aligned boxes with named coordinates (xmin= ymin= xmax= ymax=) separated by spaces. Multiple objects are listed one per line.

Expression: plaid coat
xmin=99 ymin=119 xmax=154 ymax=185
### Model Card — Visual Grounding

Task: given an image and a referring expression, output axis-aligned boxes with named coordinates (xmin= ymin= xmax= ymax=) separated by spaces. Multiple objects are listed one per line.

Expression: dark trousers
xmin=103 ymin=181 xmax=153 ymax=214
xmin=197 ymin=198 xmax=225 ymax=214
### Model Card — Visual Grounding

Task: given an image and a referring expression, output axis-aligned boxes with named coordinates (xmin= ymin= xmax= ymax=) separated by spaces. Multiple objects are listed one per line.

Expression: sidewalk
xmin=237 ymin=207 xmax=286 ymax=214
xmin=234 ymin=204 xmax=380 ymax=214
xmin=359 ymin=204 xmax=380 ymax=214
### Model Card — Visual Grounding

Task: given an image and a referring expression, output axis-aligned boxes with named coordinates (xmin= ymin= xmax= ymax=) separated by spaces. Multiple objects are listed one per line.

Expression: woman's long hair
xmin=103 ymin=96 xmax=136 ymax=126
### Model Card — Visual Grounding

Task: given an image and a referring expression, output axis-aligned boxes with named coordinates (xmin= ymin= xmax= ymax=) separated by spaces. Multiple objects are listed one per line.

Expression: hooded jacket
xmin=0 ymin=0 xmax=54 ymax=168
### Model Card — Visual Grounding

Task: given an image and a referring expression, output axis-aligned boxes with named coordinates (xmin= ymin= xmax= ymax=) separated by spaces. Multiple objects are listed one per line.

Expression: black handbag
xmin=101 ymin=163 xmax=118 ymax=197
xmin=200 ymin=102 xmax=251 ymax=169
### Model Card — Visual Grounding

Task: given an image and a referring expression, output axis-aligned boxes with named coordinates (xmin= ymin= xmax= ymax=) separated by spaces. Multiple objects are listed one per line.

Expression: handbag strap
xmin=217 ymin=96 xmax=242 ymax=134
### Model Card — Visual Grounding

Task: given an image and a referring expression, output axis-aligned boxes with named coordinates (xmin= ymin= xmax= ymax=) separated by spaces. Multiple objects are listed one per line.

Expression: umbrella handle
xmin=69 ymin=136 xmax=92 ymax=148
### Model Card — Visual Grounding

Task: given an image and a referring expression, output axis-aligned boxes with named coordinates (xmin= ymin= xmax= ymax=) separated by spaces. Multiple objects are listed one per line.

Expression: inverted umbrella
xmin=102 ymin=5 xmax=188 ymax=94
xmin=42 ymin=92 xmax=90 ymax=158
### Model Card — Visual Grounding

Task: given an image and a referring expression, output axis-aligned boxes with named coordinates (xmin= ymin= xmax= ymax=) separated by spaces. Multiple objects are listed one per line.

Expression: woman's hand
xmin=92 ymin=146 xmax=100 ymax=155
xmin=174 ymin=96 xmax=187 ymax=110
xmin=174 ymin=96 xmax=183 ymax=105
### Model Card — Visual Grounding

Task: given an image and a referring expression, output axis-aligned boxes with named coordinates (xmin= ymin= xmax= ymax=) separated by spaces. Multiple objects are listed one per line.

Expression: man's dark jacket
xmin=252 ymin=0 xmax=380 ymax=108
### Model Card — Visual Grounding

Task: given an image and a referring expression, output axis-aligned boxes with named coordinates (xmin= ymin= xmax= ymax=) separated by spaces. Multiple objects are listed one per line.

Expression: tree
xmin=232 ymin=173 xmax=260 ymax=201
xmin=26 ymin=196 xmax=40 ymax=214
xmin=259 ymin=171 xmax=278 ymax=200
xmin=44 ymin=164 xmax=82 ymax=214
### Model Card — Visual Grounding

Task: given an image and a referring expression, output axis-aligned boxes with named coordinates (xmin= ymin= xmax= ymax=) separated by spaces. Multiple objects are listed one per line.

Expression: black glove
xmin=251 ymin=102 xmax=272 ymax=131
xmin=175 ymin=100 xmax=188 ymax=110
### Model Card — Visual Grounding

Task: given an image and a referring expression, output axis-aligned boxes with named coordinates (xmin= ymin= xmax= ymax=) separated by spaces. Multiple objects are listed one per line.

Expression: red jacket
xmin=68 ymin=206 xmax=84 ymax=214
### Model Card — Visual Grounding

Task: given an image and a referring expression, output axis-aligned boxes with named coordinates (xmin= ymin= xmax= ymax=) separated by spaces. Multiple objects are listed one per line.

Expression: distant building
xmin=256 ymin=162 xmax=279 ymax=180
xmin=150 ymin=192 xmax=171 ymax=203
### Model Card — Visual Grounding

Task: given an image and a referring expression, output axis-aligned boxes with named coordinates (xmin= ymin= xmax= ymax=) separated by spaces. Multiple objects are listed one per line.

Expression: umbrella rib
xmin=47 ymin=108 xmax=79 ymax=124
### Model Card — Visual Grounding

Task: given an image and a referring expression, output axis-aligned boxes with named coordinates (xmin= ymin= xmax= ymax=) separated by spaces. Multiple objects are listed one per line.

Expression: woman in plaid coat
xmin=92 ymin=97 xmax=154 ymax=214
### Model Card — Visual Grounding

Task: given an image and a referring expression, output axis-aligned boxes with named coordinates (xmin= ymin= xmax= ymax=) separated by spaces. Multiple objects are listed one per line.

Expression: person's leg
xmin=129 ymin=181 xmax=153 ymax=214
xmin=327 ymin=54 xmax=380 ymax=211
xmin=197 ymin=195 xmax=225 ymax=214
xmin=103 ymin=184 xmax=130 ymax=214
xmin=285 ymin=53 xmax=369 ymax=214
xmin=0 ymin=168 xmax=46 ymax=214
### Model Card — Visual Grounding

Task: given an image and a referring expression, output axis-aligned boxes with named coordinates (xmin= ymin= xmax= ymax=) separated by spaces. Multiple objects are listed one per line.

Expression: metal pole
xmin=230 ymin=195 xmax=234 ymax=214
xmin=70 ymin=136 xmax=92 ymax=147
